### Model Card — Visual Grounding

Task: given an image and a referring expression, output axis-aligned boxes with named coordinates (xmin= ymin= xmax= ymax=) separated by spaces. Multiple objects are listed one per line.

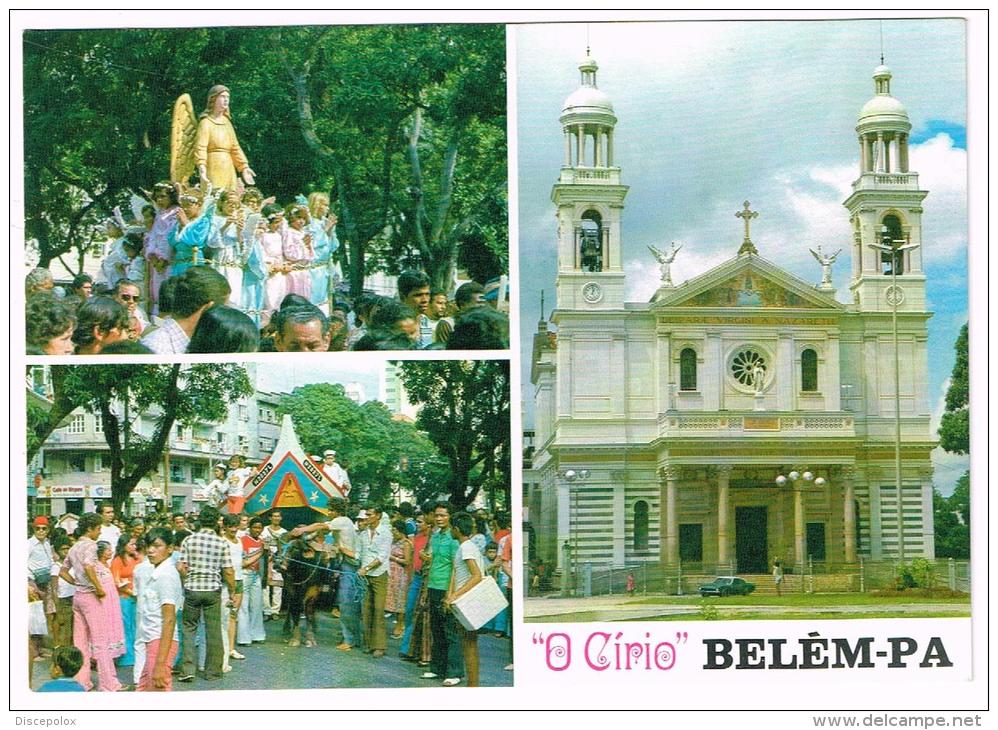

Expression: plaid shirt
xmin=140 ymin=317 xmax=190 ymax=355
xmin=179 ymin=528 xmax=232 ymax=592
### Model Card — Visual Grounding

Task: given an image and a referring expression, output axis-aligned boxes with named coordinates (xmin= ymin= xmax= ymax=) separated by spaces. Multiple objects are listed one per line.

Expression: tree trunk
xmin=105 ymin=365 xmax=183 ymax=512
xmin=27 ymin=367 xmax=80 ymax=462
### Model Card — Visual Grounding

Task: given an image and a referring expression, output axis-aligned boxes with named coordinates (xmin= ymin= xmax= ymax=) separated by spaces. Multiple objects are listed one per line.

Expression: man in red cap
xmin=28 ymin=516 xmax=56 ymax=652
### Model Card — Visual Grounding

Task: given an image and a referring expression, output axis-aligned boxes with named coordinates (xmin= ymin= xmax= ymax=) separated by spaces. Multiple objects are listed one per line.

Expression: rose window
xmin=731 ymin=348 xmax=767 ymax=387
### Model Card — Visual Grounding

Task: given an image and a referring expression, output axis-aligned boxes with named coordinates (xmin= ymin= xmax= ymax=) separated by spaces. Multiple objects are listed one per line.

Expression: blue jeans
xmin=399 ymin=572 xmax=423 ymax=655
xmin=237 ymin=571 xmax=266 ymax=644
xmin=337 ymin=562 xmax=362 ymax=647
xmin=116 ymin=596 xmax=136 ymax=667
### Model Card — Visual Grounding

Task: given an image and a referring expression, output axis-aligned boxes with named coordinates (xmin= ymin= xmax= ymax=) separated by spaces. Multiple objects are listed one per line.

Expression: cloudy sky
xmin=253 ymin=358 xmax=383 ymax=405
xmin=515 ymin=19 xmax=968 ymax=493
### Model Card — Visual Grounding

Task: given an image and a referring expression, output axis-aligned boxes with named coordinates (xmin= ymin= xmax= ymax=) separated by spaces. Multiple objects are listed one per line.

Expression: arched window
xmin=880 ymin=214 xmax=905 ymax=275
xmin=578 ymin=210 xmax=604 ymax=272
xmin=633 ymin=500 xmax=649 ymax=552
xmin=679 ymin=348 xmax=697 ymax=391
xmin=801 ymin=348 xmax=818 ymax=392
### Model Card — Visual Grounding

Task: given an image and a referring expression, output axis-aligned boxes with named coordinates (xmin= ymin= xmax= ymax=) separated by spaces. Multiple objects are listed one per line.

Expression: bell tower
xmin=553 ymin=53 xmax=629 ymax=310
xmin=843 ymin=64 xmax=929 ymax=312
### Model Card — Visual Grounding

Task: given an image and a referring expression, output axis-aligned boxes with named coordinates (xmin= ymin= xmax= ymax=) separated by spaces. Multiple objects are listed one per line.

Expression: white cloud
xmin=932 ymin=447 xmax=969 ymax=496
xmin=909 ymin=134 xmax=968 ymax=264
xmin=929 ymin=378 xmax=950 ymax=433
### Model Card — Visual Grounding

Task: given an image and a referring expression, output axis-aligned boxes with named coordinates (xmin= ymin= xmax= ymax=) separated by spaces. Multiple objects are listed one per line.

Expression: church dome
xmin=563 ymin=84 xmax=614 ymax=114
xmin=857 ymin=63 xmax=910 ymax=129
xmin=560 ymin=54 xmax=617 ymax=125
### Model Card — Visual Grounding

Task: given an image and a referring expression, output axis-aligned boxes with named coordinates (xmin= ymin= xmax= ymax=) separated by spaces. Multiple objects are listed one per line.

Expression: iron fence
xmin=570 ymin=557 xmax=970 ymax=597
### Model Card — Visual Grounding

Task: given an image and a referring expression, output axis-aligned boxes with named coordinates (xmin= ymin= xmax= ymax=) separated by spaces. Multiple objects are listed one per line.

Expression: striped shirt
xmin=179 ymin=529 xmax=232 ymax=592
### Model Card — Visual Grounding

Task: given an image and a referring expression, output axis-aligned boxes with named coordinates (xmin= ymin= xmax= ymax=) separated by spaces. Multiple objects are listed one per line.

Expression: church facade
xmin=528 ymin=56 xmax=936 ymax=578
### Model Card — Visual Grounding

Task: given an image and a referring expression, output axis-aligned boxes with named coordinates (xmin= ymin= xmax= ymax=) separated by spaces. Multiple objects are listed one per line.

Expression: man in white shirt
xmin=260 ymin=510 xmax=287 ymax=620
xmin=130 ymin=555 xmax=154 ymax=685
xmin=28 ymin=516 xmax=56 ymax=640
xmin=320 ymin=450 xmax=351 ymax=498
xmin=289 ymin=498 xmax=360 ymax=650
xmin=97 ymin=502 xmax=122 ymax=547
xmin=135 ymin=528 xmax=183 ymax=691
xmin=356 ymin=504 xmax=392 ymax=658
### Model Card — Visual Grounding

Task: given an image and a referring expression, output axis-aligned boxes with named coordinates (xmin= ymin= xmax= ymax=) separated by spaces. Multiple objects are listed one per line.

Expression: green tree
xmin=23 ymin=25 xmax=506 ymax=290
xmin=278 ymin=383 xmax=449 ymax=507
xmin=28 ymin=364 xmax=251 ymax=512
xmin=279 ymin=24 xmax=507 ymax=295
xmin=397 ymin=360 xmax=510 ymax=509
xmin=938 ymin=323 xmax=968 ymax=454
xmin=932 ymin=472 xmax=970 ymax=559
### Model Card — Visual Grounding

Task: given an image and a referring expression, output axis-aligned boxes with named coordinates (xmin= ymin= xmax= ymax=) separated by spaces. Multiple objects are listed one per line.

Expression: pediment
xmin=652 ymin=254 xmax=844 ymax=311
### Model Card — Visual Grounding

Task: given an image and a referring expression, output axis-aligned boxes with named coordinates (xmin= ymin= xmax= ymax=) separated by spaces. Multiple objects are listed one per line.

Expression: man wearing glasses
xmin=28 ymin=516 xmax=56 ymax=647
xmin=113 ymin=278 xmax=150 ymax=337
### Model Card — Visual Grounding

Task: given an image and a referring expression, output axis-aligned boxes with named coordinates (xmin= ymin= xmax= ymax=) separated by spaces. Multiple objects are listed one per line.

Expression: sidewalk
xmin=524 ymin=594 xmax=970 ymax=622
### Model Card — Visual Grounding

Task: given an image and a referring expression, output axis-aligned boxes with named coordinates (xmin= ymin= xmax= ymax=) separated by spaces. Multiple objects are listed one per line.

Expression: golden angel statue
xmin=171 ymin=85 xmax=255 ymax=191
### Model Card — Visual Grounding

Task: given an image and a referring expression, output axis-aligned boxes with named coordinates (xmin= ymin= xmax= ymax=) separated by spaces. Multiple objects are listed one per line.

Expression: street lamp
xmin=868 ymin=227 xmax=920 ymax=561
xmin=775 ymin=469 xmax=826 ymax=571
xmin=558 ymin=469 xmax=589 ymax=595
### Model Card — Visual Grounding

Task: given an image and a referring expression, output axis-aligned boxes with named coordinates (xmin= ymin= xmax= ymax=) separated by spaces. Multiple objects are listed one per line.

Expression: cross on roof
xmin=736 ymin=200 xmax=759 ymax=255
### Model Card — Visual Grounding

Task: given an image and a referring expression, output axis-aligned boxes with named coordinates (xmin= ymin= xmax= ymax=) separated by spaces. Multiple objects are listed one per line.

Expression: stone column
xmin=860 ymin=135 xmax=868 ymax=172
xmin=658 ymin=468 xmax=669 ymax=564
xmin=717 ymin=465 xmax=732 ymax=570
xmin=794 ymin=479 xmax=805 ymax=568
xmin=876 ymin=132 xmax=885 ymax=172
xmin=607 ymin=128 xmax=614 ymax=166
xmin=594 ymin=129 xmax=603 ymax=167
xmin=777 ymin=332 xmax=794 ymax=410
xmin=660 ymin=465 xmax=680 ymax=565
xmin=920 ymin=467 xmax=935 ymax=558
xmin=601 ymin=227 xmax=609 ymax=272
xmin=842 ymin=466 xmax=857 ymax=563
xmin=577 ymin=126 xmax=585 ymax=167
xmin=564 ymin=131 xmax=572 ymax=166
xmin=900 ymin=134 xmax=909 ymax=172
xmin=704 ymin=332 xmax=722 ymax=411
xmin=612 ymin=471 xmax=626 ymax=565
xmin=556 ymin=478 xmax=571 ymax=579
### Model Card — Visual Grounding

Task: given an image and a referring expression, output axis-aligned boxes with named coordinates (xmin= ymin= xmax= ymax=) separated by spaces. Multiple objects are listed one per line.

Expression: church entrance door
xmin=735 ymin=506 xmax=768 ymax=574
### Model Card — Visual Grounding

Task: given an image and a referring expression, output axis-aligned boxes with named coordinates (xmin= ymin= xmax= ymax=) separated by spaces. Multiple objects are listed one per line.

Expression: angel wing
xmin=647 ymin=244 xmax=663 ymax=261
xmin=170 ymin=93 xmax=198 ymax=184
xmin=809 ymin=247 xmax=823 ymax=263
xmin=129 ymin=194 xmax=148 ymax=224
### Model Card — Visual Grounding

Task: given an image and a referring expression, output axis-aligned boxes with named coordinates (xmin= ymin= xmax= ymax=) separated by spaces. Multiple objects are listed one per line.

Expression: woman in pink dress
xmin=282 ymin=204 xmax=314 ymax=301
xmin=60 ymin=515 xmax=125 ymax=691
xmin=96 ymin=541 xmax=126 ymax=663
xmin=386 ymin=520 xmax=412 ymax=640
xmin=144 ymin=181 xmax=180 ymax=316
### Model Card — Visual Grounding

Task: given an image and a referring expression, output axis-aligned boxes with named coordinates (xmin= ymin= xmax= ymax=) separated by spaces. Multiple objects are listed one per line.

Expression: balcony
xmin=557 ymin=166 xmax=622 ymax=186
xmin=850 ymin=171 xmax=920 ymax=192
xmin=658 ymin=412 xmax=855 ymax=439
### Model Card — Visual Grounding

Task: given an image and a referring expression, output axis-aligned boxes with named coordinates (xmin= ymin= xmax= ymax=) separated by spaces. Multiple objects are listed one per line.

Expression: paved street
xmin=31 ymin=611 xmax=514 ymax=691
xmin=525 ymin=596 xmax=971 ymax=622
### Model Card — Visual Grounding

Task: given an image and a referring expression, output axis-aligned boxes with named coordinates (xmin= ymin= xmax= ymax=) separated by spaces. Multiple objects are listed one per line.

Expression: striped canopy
xmin=243 ymin=415 xmax=344 ymax=515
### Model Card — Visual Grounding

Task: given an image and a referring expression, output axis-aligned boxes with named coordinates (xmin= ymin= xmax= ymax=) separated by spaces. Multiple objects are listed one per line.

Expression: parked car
xmin=698 ymin=576 xmax=756 ymax=597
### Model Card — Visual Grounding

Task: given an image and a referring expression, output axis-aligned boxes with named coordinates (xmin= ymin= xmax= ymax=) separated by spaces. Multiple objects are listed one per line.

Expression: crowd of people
xmin=24 ymin=183 xmax=509 ymax=355
xmin=28 ymin=498 xmax=513 ymax=691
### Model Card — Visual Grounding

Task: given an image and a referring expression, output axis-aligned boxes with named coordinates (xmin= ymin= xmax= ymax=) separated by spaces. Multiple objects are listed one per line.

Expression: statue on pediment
xmin=648 ymin=241 xmax=682 ymax=287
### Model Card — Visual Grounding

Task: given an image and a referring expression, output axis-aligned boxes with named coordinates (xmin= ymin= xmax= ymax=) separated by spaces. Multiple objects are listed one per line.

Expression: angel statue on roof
xmin=171 ymin=85 xmax=256 ymax=191
xmin=647 ymin=241 xmax=682 ymax=287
